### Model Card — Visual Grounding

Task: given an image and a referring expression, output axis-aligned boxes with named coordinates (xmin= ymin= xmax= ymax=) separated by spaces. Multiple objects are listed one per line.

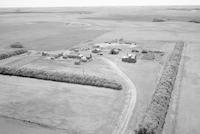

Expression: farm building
xmin=63 ymin=51 xmax=82 ymax=59
xmin=110 ymin=48 xmax=120 ymax=55
xmin=42 ymin=51 xmax=63 ymax=59
xmin=41 ymin=52 xmax=49 ymax=56
xmin=92 ymin=48 xmax=101 ymax=53
xmin=122 ymin=54 xmax=137 ymax=63
xmin=86 ymin=54 xmax=93 ymax=60
xmin=81 ymin=56 xmax=87 ymax=62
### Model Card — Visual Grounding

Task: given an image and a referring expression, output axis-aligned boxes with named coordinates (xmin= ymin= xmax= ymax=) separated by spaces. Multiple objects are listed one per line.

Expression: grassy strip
xmin=135 ymin=42 xmax=184 ymax=134
xmin=0 ymin=49 xmax=27 ymax=60
xmin=0 ymin=66 xmax=122 ymax=90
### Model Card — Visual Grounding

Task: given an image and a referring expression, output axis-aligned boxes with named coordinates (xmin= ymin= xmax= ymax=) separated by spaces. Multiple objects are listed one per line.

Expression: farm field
xmin=0 ymin=21 xmax=106 ymax=50
xmin=0 ymin=75 xmax=124 ymax=134
xmin=0 ymin=6 xmax=200 ymax=134
xmin=174 ymin=43 xmax=200 ymax=134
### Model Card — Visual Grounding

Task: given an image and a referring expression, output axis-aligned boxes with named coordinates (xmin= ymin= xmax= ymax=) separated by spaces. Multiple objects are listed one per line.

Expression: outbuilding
xmin=110 ymin=48 xmax=120 ymax=55
xmin=122 ymin=54 xmax=137 ymax=63
xmin=81 ymin=56 xmax=87 ymax=62
xmin=92 ymin=48 xmax=101 ymax=53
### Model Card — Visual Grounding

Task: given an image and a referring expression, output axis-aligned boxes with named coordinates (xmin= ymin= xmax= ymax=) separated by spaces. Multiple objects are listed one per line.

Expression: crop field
xmin=0 ymin=22 xmax=106 ymax=51
xmin=0 ymin=75 xmax=124 ymax=134
xmin=0 ymin=6 xmax=200 ymax=134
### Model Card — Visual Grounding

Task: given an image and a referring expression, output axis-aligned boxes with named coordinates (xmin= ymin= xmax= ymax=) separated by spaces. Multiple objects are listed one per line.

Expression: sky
xmin=0 ymin=0 xmax=200 ymax=7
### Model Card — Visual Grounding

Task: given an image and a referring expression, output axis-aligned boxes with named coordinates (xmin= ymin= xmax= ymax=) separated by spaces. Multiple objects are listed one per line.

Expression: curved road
xmin=101 ymin=57 xmax=137 ymax=134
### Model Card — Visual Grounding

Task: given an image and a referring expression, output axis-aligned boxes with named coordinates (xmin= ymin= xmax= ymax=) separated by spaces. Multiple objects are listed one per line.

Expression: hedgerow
xmin=0 ymin=49 xmax=27 ymax=60
xmin=0 ymin=66 xmax=122 ymax=90
xmin=135 ymin=42 xmax=184 ymax=134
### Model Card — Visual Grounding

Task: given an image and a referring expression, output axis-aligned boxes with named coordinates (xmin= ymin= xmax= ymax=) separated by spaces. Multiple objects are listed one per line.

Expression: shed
xmin=81 ymin=56 xmax=87 ymax=62
xmin=92 ymin=48 xmax=101 ymax=53
xmin=110 ymin=48 xmax=120 ymax=55
xmin=65 ymin=52 xmax=81 ymax=59
xmin=42 ymin=52 xmax=49 ymax=56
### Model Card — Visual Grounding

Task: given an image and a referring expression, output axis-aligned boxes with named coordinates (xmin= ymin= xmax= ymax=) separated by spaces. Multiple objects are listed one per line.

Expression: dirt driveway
xmin=101 ymin=57 xmax=137 ymax=134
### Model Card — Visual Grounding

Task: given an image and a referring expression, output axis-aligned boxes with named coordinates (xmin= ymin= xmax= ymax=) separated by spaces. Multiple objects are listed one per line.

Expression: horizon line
xmin=0 ymin=5 xmax=200 ymax=8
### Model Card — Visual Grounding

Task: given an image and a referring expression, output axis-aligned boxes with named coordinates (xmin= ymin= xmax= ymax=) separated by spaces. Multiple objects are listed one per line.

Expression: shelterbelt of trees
xmin=135 ymin=42 xmax=184 ymax=134
xmin=0 ymin=66 xmax=122 ymax=90
xmin=0 ymin=49 xmax=27 ymax=60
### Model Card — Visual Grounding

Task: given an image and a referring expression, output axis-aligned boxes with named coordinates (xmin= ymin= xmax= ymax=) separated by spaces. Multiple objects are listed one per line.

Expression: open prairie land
xmin=0 ymin=6 xmax=200 ymax=134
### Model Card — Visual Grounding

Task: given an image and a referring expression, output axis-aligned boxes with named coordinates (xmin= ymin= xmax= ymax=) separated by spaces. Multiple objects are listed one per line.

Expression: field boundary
xmin=0 ymin=66 xmax=122 ymax=90
xmin=0 ymin=49 xmax=27 ymax=60
xmin=0 ymin=114 xmax=67 ymax=131
xmin=162 ymin=42 xmax=186 ymax=134
xmin=135 ymin=42 xmax=184 ymax=134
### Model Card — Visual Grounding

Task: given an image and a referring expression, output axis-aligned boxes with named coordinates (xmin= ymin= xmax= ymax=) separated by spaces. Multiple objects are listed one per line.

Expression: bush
xmin=141 ymin=50 xmax=148 ymax=54
xmin=132 ymin=49 xmax=139 ymax=53
xmin=135 ymin=42 xmax=184 ymax=134
xmin=10 ymin=42 xmax=24 ymax=48
xmin=152 ymin=18 xmax=165 ymax=22
xmin=0 ymin=66 xmax=122 ymax=90
xmin=0 ymin=49 xmax=28 ymax=60
xmin=189 ymin=20 xmax=200 ymax=23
